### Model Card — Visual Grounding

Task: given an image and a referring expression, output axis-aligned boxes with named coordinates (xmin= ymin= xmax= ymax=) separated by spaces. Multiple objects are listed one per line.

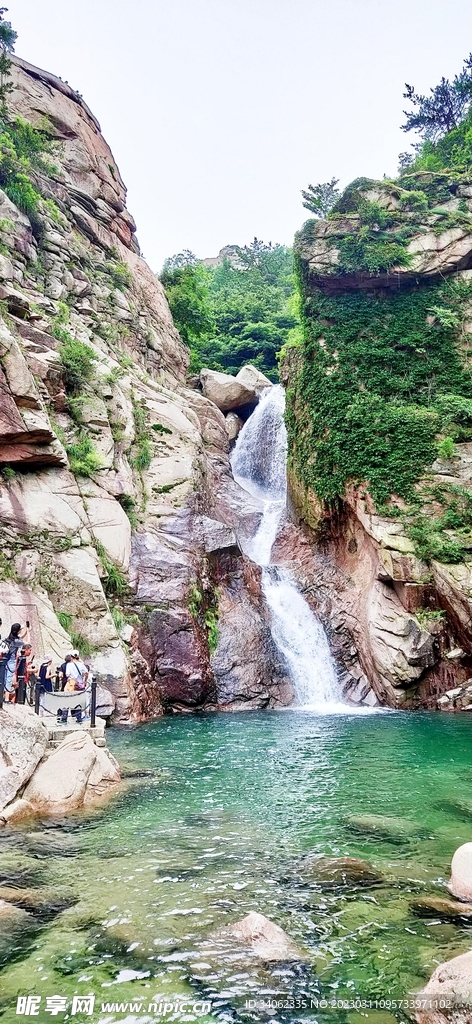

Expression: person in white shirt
xmin=64 ymin=651 xmax=89 ymax=692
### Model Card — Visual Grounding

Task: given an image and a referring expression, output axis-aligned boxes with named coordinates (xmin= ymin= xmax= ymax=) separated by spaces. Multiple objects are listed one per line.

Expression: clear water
xmin=3 ymin=711 xmax=472 ymax=1024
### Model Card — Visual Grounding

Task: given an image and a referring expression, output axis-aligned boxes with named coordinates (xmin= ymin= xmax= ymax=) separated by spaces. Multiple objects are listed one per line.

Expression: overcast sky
xmin=11 ymin=0 xmax=472 ymax=270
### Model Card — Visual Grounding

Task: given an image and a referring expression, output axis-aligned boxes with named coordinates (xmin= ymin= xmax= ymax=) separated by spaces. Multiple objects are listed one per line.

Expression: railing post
xmin=34 ymin=679 xmax=41 ymax=716
xmin=16 ymin=656 xmax=26 ymax=705
xmin=0 ymin=656 xmax=6 ymax=710
xmin=90 ymin=678 xmax=96 ymax=727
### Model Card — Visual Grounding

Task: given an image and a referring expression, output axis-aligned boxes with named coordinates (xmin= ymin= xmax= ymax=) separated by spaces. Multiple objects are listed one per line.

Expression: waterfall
xmin=231 ymin=385 xmax=344 ymax=710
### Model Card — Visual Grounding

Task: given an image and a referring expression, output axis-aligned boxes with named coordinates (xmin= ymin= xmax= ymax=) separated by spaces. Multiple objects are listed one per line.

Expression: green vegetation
xmin=93 ymin=539 xmax=128 ymax=596
xmin=160 ymin=239 xmax=299 ymax=377
xmin=69 ymin=632 xmax=93 ymax=659
xmin=415 ymin=608 xmax=445 ymax=629
xmin=117 ymin=494 xmax=138 ymax=528
xmin=111 ymin=606 xmax=126 ymax=631
xmin=131 ymin=398 xmax=152 ymax=471
xmin=301 ymin=178 xmax=340 ymax=217
xmin=188 ymin=583 xmax=202 ymax=618
xmin=66 ymin=435 xmax=103 ymax=477
xmin=188 ymin=581 xmax=219 ymax=654
xmin=205 ymin=607 xmax=219 ymax=654
xmin=57 ymin=611 xmax=72 ymax=633
xmin=105 ymin=260 xmax=132 ymax=291
xmin=399 ymin=53 xmax=472 ymax=172
xmin=0 ymin=550 xmax=14 ymax=580
xmin=0 ymin=8 xmax=16 ymax=111
xmin=58 ymin=335 xmax=96 ymax=395
xmin=151 ymin=422 xmax=172 ymax=435
xmin=286 ymin=281 xmax=472 ymax=506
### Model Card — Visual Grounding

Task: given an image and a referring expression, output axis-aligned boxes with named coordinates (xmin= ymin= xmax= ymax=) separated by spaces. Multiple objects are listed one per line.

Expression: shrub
xmin=58 ymin=335 xmax=96 ymax=395
xmin=406 ymin=516 xmax=465 ymax=563
xmin=133 ymin=438 xmax=151 ymax=470
xmin=105 ymin=260 xmax=132 ymax=291
xmin=70 ymin=632 xmax=93 ymax=659
xmin=57 ymin=611 xmax=72 ymax=632
xmin=66 ymin=435 xmax=103 ymax=477
xmin=92 ymin=538 xmax=128 ymax=596
xmin=437 ymin=436 xmax=455 ymax=459
xmin=117 ymin=494 xmax=138 ymax=527
xmin=205 ymin=608 xmax=219 ymax=653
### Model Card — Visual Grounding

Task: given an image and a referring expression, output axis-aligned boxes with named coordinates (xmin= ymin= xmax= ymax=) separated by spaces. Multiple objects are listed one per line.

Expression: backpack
xmin=0 ymin=639 xmax=8 ymax=658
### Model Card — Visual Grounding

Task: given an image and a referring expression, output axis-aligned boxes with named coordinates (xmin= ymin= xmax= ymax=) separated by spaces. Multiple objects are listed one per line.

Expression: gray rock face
xmin=0 ymin=706 xmax=48 ymax=813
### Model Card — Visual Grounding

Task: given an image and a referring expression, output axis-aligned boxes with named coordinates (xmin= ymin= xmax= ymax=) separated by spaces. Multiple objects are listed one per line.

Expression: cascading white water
xmin=231 ymin=385 xmax=344 ymax=710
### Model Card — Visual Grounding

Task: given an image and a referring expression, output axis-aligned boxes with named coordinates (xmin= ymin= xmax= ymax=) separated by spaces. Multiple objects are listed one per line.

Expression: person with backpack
xmin=3 ymin=624 xmax=24 ymax=702
xmin=64 ymin=651 xmax=89 ymax=692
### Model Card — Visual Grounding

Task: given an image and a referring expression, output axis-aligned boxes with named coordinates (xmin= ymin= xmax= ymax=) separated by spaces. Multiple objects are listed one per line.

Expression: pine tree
xmin=402 ymin=54 xmax=472 ymax=142
xmin=0 ymin=8 xmax=16 ymax=114
xmin=301 ymin=178 xmax=340 ymax=218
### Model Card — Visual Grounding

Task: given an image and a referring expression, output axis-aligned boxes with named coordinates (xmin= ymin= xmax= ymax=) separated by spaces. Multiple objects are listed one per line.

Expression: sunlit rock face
xmin=0 ymin=56 xmax=291 ymax=719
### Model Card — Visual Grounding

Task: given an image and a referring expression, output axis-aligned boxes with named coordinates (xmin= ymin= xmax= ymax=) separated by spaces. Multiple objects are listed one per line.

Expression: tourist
xmin=59 ymin=654 xmax=72 ymax=690
xmin=3 ymin=624 xmax=24 ymax=702
xmin=16 ymin=643 xmax=35 ymax=703
xmin=39 ymin=658 xmax=53 ymax=693
xmin=64 ymin=651 xmax=89 ymax=692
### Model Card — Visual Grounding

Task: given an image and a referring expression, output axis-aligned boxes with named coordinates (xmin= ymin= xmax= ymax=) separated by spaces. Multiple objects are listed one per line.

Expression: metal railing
xmin=0 ymin=658 xmax=96 ymax=727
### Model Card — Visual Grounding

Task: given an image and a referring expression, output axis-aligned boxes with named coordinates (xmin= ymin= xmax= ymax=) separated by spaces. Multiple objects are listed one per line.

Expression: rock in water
xmin=345 ymin=813 xmax=422 ymax=842
xmin=214 ymin=911 xmax=307 ymax=962
xmin=301 ymin=855 xmax=384 ymax=888
xmin=0 ymin=705 xmax=48 ymax=813
xmin=22 ymin=731 xmax=121 ymax=814
xmin=449 ymin=842 xmax=472 ymax=901
xmin=414 ymin=949 xmax=472 ymax=1023
xmin=410 ymin=895 xmax=472 ymax=921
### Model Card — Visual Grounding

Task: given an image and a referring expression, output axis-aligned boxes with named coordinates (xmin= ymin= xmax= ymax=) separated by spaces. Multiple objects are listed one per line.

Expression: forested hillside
xmin=160 ymin=239 xmax=300 ymax=379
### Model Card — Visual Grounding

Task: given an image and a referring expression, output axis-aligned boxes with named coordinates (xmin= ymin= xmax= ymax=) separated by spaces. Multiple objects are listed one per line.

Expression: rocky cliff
xmin=282 ymin=172 xmax=472 ymax=708
xmin=0 ymin=56 xmax=290 ymax=719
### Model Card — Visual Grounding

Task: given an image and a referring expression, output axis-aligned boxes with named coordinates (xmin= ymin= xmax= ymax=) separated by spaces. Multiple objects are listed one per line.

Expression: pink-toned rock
xmin=22 ymin=731 xmax=121 ymax=814
xmin=449 ymin=843 xmax=472 ymax=901
xmin=414 ymin=949 xmax=472 ymax=1023
xmin=215 ymin=912 xmax=307 ymax=962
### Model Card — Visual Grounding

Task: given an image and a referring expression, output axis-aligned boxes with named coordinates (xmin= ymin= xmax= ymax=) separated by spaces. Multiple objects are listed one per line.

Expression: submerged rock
xmin=345 ymin=813 xmax=423 ymax=842
xmin=0 ymin=885 xmax=75 ymax=918
xmin=414 ymin=949 xmax=472 ymax=1023
xmin=212 ymin=911 xmax=308 ymax=962
xmin=449 ymin=842 xmax=472 ymax=901
xmin=301 ymin=855 xmax=384 ymax=888
xmin=410 ymin=895 xmax=472 ymax=921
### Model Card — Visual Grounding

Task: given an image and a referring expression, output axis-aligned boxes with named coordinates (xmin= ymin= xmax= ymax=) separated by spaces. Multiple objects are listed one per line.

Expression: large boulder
xmin=414 ymin=949 xmax=472 ymax=1024
xmin=235 ymin=365 xmax=273 ymax=396
xmin=449 ymin=843 xmax=472 ymax=901
xmin=22 ymin=731 xmax=121 ymax=814
xmin=200 ymin=368 xmax=255 ymax=412
xmin=214 ymin=911 xmax=307 ymax=962
xmin=0 ymin=705 xmax=48 ymax=813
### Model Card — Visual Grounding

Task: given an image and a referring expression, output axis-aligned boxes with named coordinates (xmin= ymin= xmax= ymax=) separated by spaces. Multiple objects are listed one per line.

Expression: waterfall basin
xmin=2 ymin=710 xmax=472 ymax=1023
